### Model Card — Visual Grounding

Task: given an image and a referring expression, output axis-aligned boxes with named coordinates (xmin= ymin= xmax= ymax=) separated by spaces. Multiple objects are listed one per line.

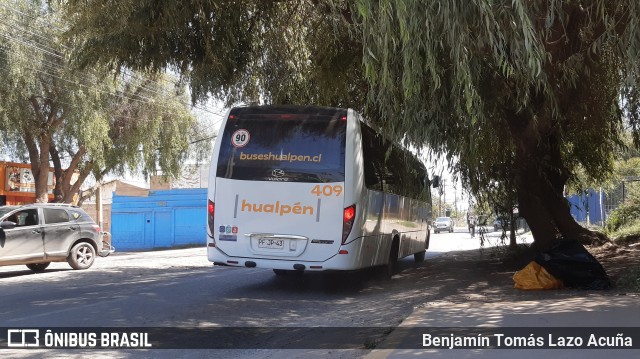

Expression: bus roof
xmin=229 ymin=105 xmax=348 ymax=118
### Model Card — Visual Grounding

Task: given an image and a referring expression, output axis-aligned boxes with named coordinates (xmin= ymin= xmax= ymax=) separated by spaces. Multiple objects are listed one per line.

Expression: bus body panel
xmin=213 ymin=178 xmax=343 ymax=261
xmin=207 ymin=105 xmax=431 ymax=271
xmin=343 ymin=109 xmax=363 ymax=216
xmin=206 ymin=108 xmax=231 ymax=240
xmin=358 ymin=190 xmax=429 ymax=265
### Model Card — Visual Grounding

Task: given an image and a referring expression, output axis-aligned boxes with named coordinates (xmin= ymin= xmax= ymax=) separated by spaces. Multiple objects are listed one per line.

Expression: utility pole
xmin=441 ymin=178 xmax=446 ymax=216
xmin=438 ymin=178 xmax=444 ymax=217
xmin=454 ymin=181 xmax=458 ymax=216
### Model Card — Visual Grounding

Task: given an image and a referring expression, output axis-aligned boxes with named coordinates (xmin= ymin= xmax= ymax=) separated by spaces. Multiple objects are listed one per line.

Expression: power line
xmin=0 ymin=2 xmax=227 ymax=142
xmin=0 ymin=11 xmax=227 ymax=117
xmin=0 ymin=39 xmax=219 ymax=125
xmin=0 ymin=16 xmax=65 ymax=56
xmin=190 ymin=136 xmax=216 ymax=144
xmin=0 ymin=53 xmax=190 ymax=120
xmin=0 ymin=62 xmax=209 ymax=130
xmin=0 ymin=38 xmax=187 ymax=118
xmin=0 ymin=31 xmax=61 ymax=59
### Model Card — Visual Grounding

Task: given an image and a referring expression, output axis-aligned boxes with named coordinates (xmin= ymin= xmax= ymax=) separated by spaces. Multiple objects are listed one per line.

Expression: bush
xmin=616 ymin=267 xmax=640 ymax=292
xmin=605 ymin=195 xmax=640 ymax=234
xmin=611 ymin=219 xmax=640 ymax=242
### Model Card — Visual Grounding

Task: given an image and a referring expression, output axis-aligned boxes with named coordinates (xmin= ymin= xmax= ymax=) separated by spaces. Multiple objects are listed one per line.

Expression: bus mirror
xmin=431 ymin=175 xmax=441 ymax=188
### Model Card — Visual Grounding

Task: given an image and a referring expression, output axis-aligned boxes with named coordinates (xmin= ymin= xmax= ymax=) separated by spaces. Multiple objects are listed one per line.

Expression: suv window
xmin=44 ymin=208 xmax=70 ymax=224
xmin=6 ymin=209 xmax=39 ymax=227
xmin=70 ymin=209 xmax=92 ymax=221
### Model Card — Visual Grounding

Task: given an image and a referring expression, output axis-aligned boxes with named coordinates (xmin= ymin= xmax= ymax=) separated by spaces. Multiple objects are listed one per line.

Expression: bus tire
xmin=382 ymin=237 xmax=400 ymax=279
xmin=414 ymin=250 xmax=425 ymax=263
xmin=273 ymin=269 xmax=303 ymax=276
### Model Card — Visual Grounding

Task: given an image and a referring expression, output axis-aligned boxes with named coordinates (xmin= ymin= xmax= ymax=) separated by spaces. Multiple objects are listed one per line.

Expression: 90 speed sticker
xmin=231 ymin=129 xmax=250 ymax=147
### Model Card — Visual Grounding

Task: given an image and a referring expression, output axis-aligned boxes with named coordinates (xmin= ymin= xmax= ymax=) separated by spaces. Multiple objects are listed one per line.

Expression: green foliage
xmin=606 ymin=195 xmax=640 ymax=234
xmin=354 ymin=0 xmax=640 ymax=245
xmin=62 ymin=0 xmax=365 ymax=109
xmin=616 ymin=266 xmax=640 ymax=292
xmin=0 ymin=1 xmax=202 ymax=201
xmin=60 ymin=0 xmax=640 ymax=243
xmin=356 ymin=0 xmax=639 ymax=189
xmin=615 ymin=157 xmax=640 ymax=180
xmin=604 ymin=152 xmax=640 ymax=237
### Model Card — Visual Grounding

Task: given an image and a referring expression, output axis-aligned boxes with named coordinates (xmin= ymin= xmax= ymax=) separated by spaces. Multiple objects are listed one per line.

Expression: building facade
xmin=0 ymin=161 xmax=55 ymax=205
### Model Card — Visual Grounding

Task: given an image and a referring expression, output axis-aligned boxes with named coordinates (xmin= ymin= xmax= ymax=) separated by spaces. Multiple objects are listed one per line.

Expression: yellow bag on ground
xmin=513 ymin=261 xmax=564 ymax=290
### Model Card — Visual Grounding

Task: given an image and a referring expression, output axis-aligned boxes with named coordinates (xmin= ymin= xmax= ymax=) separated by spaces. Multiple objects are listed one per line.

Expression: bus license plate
xmin=258 ymin=238 xmax=284 ymax=249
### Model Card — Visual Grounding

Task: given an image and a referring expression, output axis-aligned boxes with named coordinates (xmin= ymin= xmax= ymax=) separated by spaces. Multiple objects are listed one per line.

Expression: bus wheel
xmin=381 ymin=238 xmax=400 ymax=279
xmin=273 ymin=269 xmax=302 ymax=276
xmin=273 ymin=269 xmax=288 ymax=276
xmin=414 ymin=250 xmax=425 ymax=263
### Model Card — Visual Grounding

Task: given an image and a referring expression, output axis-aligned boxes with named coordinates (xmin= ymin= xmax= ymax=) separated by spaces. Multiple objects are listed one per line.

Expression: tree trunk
xmin=514 ymin=139 xmax=609 ymax=251
xmin=508 ymin=211 xmax=516 ymax=248
xmin=25 ymin=97 xmax=63 ymax=203
xmin=25 ymin=134 xmax=51 ymax=203
xmin=49 ymin=144 xmax=65 ymax=202
xmin=62 ymin=164 xmax=93 ymax=204
xmin=507 ymin=101 xmax=609 ymax=250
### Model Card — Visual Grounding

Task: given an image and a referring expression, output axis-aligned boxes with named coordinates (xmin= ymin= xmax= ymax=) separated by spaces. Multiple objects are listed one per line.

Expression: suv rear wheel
xmin=67 ymin=242 xmax=96 ymax=270
xmin=26 ymin=262 xmax=50 ymax=272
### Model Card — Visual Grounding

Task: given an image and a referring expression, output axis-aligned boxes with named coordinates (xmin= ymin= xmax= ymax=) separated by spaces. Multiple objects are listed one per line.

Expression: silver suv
xmin=433 ymin=216 xmax=454 ymax=233
xmin=0 ymin=203 xmax=113 ymax=272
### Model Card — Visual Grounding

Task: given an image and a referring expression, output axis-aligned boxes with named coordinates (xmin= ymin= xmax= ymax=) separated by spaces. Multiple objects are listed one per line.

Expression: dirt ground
xmin=436 ymin=235 xmax=640 ymax=300
xmin=591 ymin=237 xmax=640 ymax=289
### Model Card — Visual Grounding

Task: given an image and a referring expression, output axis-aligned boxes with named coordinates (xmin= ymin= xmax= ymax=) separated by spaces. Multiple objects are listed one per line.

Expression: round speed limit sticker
xmin=231 ymin=129 xmax=250 ymax=147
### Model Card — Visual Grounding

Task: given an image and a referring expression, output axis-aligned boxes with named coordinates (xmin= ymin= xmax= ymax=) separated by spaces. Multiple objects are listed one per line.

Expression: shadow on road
xmin=0 ymin=268 xmax=69 ymax=279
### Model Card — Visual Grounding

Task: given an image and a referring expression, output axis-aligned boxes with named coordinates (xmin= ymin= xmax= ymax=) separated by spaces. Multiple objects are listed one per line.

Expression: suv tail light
xmin=342 ymin=205 xmax=356 ymax=244
xmin=91 ymin=224 xmax=101 ymax=233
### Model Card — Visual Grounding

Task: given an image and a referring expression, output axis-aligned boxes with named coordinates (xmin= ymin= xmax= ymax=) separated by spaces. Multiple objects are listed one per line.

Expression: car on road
xmin=433 ymin=216 xmax=454 ymax=233
xmin=0 ymin=203 xmax=113 ymax=272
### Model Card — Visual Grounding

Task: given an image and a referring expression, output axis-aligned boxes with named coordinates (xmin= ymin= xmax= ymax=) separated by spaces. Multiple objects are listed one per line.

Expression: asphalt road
xmin=0 ymin=227 xmax=519 ymax=358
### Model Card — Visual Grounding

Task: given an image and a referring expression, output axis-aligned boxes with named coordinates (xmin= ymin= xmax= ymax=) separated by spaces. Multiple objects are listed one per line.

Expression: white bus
xmin=207 ymin=105 xmax=433 ymax=276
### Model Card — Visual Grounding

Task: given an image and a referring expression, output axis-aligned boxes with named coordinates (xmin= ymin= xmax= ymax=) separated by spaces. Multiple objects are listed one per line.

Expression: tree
xmin=61 ymin=1 xmax=640 ymax=250
xmin=60 ymin=0 xmax=365 ymax=108
xmin=356 ymin=1 xmax=640 ymax=249
xmin=0 ymin=1 xmax=202 ymax=203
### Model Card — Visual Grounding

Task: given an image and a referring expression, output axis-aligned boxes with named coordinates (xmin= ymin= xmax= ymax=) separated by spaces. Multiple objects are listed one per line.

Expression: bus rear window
xmin=216 ymin=108 xmax=346 ymax=183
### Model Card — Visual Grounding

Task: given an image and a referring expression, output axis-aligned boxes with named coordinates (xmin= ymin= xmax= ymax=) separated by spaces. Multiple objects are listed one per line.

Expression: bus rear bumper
xmin=207 ymin=245 xmax=370 ymax=271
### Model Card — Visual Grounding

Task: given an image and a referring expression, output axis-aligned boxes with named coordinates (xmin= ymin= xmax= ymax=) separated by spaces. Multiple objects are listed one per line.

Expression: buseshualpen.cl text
xmin=422 ymin=333 xmax=633 ymax=349
xmin=44 ymin=330 xmax=152 ymax=348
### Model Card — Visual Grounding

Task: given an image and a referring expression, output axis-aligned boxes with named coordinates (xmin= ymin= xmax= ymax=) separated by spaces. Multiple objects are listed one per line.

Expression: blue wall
xmin=111 ymin=189 xmax=206 ymax=251
xmin=567 ymin=188 xmax=606 ymax=225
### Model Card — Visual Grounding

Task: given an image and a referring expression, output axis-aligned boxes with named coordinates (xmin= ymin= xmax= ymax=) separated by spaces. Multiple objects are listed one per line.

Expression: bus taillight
xmin=342 ymin=205 xmax=356 ymax=244
xmin=208 ymin=200 xmax=215 ymax=234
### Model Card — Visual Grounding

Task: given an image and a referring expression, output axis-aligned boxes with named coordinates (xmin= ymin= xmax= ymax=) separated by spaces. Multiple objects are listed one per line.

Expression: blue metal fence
xmin=566 ymin=188 xmax=606 ymax=226
xmin=111 ymin=188 xmax=207 ymax=251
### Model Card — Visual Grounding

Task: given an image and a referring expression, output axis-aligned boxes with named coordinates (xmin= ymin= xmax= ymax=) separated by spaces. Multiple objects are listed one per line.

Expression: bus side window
xmin=360 ymin=121 xmax=428 ymax=200
xmin=361 ymin=124 xmax=385 ymax=191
